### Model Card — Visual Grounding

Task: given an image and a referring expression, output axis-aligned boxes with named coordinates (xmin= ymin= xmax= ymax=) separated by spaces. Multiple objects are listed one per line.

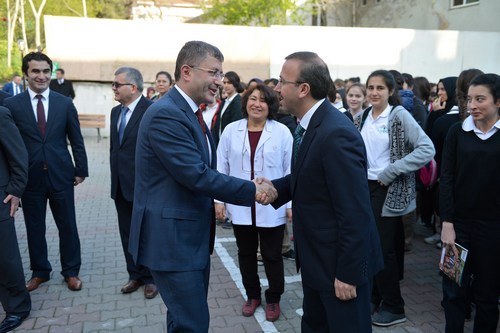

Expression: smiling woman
xmin=215 ymin=83 xmax=293 ymax=322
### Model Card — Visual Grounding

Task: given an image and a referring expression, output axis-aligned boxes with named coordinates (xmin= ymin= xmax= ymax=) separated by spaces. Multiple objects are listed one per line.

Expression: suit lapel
xmin=170 ymin=88 xmax=210 ymax=164
xmin=121 ymin=96 xmax=149 ymax=145
xmin=292 ymin=101 xmax=328 ymax=190
xmin=45 ymin=92 xmax=59 ymax=138
xmin=21 ymin=92 xmax=40 ymax=137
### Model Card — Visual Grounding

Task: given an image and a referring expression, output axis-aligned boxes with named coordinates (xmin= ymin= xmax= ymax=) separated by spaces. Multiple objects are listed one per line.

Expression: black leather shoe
xmin=0 ymin=313 xmax=29 ymax=333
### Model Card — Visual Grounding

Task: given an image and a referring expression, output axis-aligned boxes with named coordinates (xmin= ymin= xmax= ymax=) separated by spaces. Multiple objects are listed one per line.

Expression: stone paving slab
xmin=2 ymin=137 xmax=498 ymax=332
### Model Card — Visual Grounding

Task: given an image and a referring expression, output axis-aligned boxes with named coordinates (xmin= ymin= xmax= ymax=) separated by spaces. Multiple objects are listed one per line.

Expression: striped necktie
xmin=293 ymin=124 xmax=305 ymax=164
xmin=118 ymin=106 xmax=129 ymax=144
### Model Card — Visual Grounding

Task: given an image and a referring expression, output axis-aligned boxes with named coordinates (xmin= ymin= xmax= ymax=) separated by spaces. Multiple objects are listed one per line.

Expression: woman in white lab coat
xmin=216 ymin=83 xmax=292 ymax=322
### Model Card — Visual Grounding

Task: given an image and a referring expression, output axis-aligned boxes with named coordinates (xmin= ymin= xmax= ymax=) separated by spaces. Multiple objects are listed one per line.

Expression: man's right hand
xmin=254 ymin=177 xmax=277 ymax=205
xmin=215 ymin=203 xmax=226 ymax=221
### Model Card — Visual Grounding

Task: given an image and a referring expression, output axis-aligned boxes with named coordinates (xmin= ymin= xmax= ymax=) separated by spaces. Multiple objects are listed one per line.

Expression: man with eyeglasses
xmin=4 ymin=52 xmax=88 ymax=293
xmin=110 ymin=67 xmax=157 ymax=300
xmin=129 ymin=40 xmax=277 ymax=332
xmin=267 ymin=52 xmax=383 ymax=332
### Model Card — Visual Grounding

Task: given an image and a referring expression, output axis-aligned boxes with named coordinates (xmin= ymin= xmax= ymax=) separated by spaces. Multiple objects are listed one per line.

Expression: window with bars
xmin=452 ymin=0 xmax=479 ymax=7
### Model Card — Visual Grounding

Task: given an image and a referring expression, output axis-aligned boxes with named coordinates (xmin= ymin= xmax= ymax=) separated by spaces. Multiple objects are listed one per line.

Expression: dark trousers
xmin=301 ymin=281 xmax=373 ymax=333
xmin=368 ymin=181 xmax=405 ymax=314
xmin=442 ymin=219 xmax=500 ymax=333
xmin=232 ymin=223 xmax=285 ymax=303
xmin=22 ymin=173 xmax=81 ymax=279
xmin=150 ymin=261 xmax=210 ymax=333
xmin=114 ymin=184 xmax=153 ymax=283
xmin=0 ymin=218 xmax=31 ymax=316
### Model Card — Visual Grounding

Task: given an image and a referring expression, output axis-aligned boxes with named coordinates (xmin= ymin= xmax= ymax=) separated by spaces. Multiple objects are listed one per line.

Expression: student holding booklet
xmin=440 ymin=73 xmax=500 ymax=333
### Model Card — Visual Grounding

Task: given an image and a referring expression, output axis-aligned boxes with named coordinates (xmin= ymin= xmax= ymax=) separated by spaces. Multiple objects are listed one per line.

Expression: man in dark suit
xmin=4 ymin=52 xmax=88 ymax=292
xmin=2 ymin=74 xmax=23 ymax=96
xmin=129 ymin=40 xmax=276 ymax=332
xmin=269 ymin=52 xmax=383 ymax=333
xmin=49 ymin=68 xmax=75 ymax=99
xmin=0 ymin=90 xmax=12 ymax=105
xmin=0 ymin=106 xmax=31 ymax=333
xmin=109 ymin=67 xmax=157 ymax=299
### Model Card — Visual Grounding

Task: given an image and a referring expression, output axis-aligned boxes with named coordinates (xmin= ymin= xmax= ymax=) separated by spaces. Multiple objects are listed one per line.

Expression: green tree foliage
xmin=202 ymin=0 xmax=302 ymax=26
xmin=0 ymin=0 xmax=133 ymax=79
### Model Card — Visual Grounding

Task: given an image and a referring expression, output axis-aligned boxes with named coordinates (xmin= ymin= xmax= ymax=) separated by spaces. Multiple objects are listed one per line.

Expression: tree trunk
xmin=27 ymin=0 xmax=47 ymax=51
xmin=6 ymin=0 xmax=21 ymax=68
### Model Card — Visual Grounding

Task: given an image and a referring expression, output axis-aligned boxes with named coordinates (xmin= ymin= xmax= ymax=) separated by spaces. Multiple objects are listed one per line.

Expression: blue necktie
xmin=293 ymin=124 xmax=305 ymax=164
xmin=118 ymin=106 xmax=128 ymax=144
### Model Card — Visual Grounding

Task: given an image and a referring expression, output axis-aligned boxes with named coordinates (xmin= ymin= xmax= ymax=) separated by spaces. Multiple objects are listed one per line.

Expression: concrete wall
xmin=44 ymin=15 xmax=500 ymax=138
xmin=334 ymin=0 xmax=500 ymax=32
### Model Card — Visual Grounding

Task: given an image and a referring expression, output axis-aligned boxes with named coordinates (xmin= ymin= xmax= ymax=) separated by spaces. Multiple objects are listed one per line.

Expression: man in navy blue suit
xmin=2 ymin=74 xmax=23 ymax=96
xmin=4 ymin=52 xmax=88 ymax=293
xmin=269 ymin=52 xmax=383 ymax=333
xmin=109 ymin=67 xmax=157 ymax=299
xmin=130 ymin=41 xmax=276 ymax=332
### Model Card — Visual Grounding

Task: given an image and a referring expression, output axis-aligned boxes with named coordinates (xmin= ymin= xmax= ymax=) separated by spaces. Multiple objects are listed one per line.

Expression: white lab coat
xmin=216 ymin=118 xmax=292 ymax=227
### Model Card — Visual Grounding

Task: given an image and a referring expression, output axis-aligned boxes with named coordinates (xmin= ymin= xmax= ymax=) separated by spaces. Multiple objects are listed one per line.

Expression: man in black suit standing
xmin=4 ymin=52 xmax=88 ymax=292
xmin=110 ymin=67 xmax=157 ymax=299
xmin=0 ymin=106 xmax=31 ymax=332
xmin=49 ymin=68 xmax=75 ymax=99
xmin=269 ymin=52 xmax=383 ymax=332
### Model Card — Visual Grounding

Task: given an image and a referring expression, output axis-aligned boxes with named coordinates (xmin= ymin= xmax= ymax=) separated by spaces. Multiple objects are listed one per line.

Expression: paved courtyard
xmin=3 ymin=136 xmax=496 ymax=332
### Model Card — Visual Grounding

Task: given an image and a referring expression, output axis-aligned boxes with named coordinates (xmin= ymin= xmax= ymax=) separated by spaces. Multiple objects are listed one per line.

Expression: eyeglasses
xmin=111 ymin=82 xmax=134 ymax=88
xmin=278 ymin=78 xmax=305 ymax=86
xmin=188 ymin=65 xmax=225 ymax=80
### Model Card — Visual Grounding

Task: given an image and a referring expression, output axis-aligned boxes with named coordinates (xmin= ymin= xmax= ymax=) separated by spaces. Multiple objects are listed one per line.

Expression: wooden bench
xmin=78 ymin=114 xmax=106 ymax=142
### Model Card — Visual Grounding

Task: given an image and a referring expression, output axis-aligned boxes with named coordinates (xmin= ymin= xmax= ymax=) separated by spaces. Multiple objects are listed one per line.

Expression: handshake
xmin=253 ymin=177 xmax=277 ymax=205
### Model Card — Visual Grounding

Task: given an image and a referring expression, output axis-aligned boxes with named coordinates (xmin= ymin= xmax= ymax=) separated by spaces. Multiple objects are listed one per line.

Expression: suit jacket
xmin=50 ymin=79 xmax=76 ymax=99
xmin=0 ymin=90 xmax=11 ymax=105
xmin=4 ymin=91 xmax=88 ymax=191
xmin=0 ymin=107 xmax=28 ymax=222
xmin=110 ymin=95 xmax=152 ymax=202
xmin=2 ymin=82 xmax=23 ymax=96
xmin=272 ymin=99 xmax=383 ymax=291
xmin=211 ymin=94 xmax=242 ymax=146
xmin=129 ymin=87 xmax=255 ymax=272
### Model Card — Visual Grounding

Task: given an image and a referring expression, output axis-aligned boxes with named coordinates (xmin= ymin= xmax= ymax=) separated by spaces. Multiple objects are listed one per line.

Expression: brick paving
xmin=2 ymin=137 xmax=497 ymax=332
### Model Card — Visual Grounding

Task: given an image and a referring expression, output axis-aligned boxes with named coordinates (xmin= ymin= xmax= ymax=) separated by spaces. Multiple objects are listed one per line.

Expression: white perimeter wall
xmin=44 ymin=16 xmax=500 ymax=138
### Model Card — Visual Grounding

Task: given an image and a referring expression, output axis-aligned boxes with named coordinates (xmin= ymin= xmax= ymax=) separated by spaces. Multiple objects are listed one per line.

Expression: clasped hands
xmin=253 ymin=177 xmax=277 ymax=205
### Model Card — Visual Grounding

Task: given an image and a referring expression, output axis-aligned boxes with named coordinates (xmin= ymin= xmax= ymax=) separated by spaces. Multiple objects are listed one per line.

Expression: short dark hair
xmin=22 ymin=52 xmax=53 ymax=75
xmin=402 ymin=73 xmax=414 ymax=88
xmin=56 ymin=68 xmax=65 ymax=75
xmin=156 ymin=71 xmax=173 ymax=84
xmin=174 ymin=41 xmax=224 ymax=82
xmin=367 ymin=69 xmax=401 ymax=106
xmin=456 ymin=69 xmax=483 ymax=120
xmin=114 ymin=66 xmax=144 ymax=92
xmin=241 ymin=83 xmax=279 ymax=120
xmin=285 ymin=51 xmax=330 ymax=100
xmin=469 ymin=73 xmax=500 ymax=115
xmin=224 ymin=71 xmax=244 ymax=93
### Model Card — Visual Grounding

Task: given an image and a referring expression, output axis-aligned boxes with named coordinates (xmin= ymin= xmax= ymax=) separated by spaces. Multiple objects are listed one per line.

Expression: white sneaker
xmin=424 ymin=233 xmax=441 ymax=244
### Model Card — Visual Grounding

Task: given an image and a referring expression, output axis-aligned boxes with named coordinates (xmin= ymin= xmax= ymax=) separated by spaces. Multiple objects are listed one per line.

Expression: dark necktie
xmin=36 ymin=95 xmax=46 ymax=138
xmin=293 ymin=124 xmax=305 ymax=164
xmin=195 ymin=109 xmax=206 ymax=136
xmin=118 ymin=106 xmax=129 ymax=144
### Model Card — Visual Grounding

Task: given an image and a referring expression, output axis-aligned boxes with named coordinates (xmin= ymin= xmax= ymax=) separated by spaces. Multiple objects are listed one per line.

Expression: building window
xmin=452 ymin=0 xmax=479 ymax=7
xmin=362 ymin=0 xmax=367 ymax=5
